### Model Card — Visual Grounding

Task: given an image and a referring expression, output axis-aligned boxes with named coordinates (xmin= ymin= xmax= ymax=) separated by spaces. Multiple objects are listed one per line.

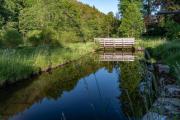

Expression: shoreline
xmin=141 ymin=50 xmax=180 ymax=119
xmin=0 ymin=50 xmax=96 ymax=88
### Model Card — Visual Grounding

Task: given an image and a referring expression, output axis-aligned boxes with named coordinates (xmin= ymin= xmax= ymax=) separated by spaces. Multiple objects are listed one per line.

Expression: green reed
xmin=0 ymin=42 xmax=95 ymax=86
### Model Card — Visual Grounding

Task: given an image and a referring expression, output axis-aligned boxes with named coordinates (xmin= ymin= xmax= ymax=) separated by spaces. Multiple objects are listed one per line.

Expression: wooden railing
xmin=94 ymin=38 xmax=135 ymax=49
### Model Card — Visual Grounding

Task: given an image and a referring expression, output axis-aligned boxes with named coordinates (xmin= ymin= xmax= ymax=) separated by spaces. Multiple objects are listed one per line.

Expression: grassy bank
xmin=152 ymin=40 xmax=180 ymax=65
xmin=137 ymin=37 xmax=180 ymax=84
xmin=0 ymin=42 xmax=96 ymax=86
xmin=152 ymin=40 xmax=180 ymax=84
xmin=136 ymin=37 xmax=166 ymax=49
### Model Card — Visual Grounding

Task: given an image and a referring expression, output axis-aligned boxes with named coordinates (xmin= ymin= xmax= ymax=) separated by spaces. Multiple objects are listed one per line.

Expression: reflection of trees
xmin=119 ymin=60 xmax=146 ymax=118
xmin=121 ymin=90 xmax=146 ymax=118
xmin=0 ymin=54 xmax=111 ymax=119
xmin=120 ymin=60 xmax=142 ymax=92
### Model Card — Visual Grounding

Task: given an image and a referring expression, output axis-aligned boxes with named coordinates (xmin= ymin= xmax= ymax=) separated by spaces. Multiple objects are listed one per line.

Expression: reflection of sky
xmin=10 ymin=68 xmax=127 ymax=120
xmin=78 ymin=0 xmax=119 ymax=14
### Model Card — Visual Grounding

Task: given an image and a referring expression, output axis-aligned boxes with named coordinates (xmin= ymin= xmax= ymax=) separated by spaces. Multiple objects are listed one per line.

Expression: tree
xmin=2 ymin=29 xmax=23 ymax=48
xmin=119 ymin=1 xmax=144 ymax=37
xmin=142 ymin=0 xmax=180 ymax=37
xmin=1 ymin=0 xmax=116 ymax=46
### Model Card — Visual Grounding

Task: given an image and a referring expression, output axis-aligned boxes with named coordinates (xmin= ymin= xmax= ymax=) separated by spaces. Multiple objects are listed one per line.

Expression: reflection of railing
xmin=99 ymin=52 xmax=135 ymax=62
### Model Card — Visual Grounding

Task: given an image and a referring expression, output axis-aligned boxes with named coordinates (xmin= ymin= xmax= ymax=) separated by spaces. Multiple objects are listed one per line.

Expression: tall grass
xmin=152 ymin=41 xmax=180 ymax=65
xmin=137 ymin=38 xmax=180 ymax=84
xmin=136 ymin=37 xmax=166 ymax=49
xmin=0 ymin=42 xmax=96 ymax=86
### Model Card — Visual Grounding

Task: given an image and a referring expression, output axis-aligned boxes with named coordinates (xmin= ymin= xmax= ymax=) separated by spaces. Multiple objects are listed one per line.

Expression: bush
xmin=4 ymin=22 xmax=18 ymax=30
xmin=41 ymin=28 xmax=59 ymax=45
xmin=59 ymin=31 xmax=80 ymax=43
xmin=2 ymin=29 xmax=23 ymax=48
xmin=27 ymin=30 xmax=42 ymax=46
xmin=27 ymin=28 xmax=60 ymax=46
xmin=165 ymin=20 xmax=180 ymax=40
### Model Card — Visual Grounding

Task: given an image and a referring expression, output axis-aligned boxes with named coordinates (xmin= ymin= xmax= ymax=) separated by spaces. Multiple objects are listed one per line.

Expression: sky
xmin=78 ymin=0 xmax=119 ymax=14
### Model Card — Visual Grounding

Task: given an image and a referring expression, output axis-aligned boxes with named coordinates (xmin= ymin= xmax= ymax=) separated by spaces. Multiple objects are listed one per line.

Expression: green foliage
xmin=142 ymin=0 xmax=180 ymax=38
xmin=27 ymin=30 xmax=43 ymax=46
xmin=41 ymin=28 xmax=59 ymax=46
xmin=136 ymin=37 xmax=165 ymax=48
xmin=165 ymin=19 xmax=180 ymax=40
xmin=27 ymin=28 xmax=59 ymax=46
xmin=119 ymin=1 xmax=144 ymax=37
xmin=0 ymin=42 xmax=95 ymax=86
xmin=59 ymin=31 xmax=80 ymax=43
xmin=105 ymin=12 xmax=120 ymax=37
xmin=18 ymin=0 xmax=113 ymax=43
xmin=152 ymin=41 xmax=180 ymax=65
xmin=2 ymin=29 xmax=23 ymax=48
xmin=1 ymin=0 xmax=117 ymax=45
xmin=0 ymin=16 xmax=3 ymax=28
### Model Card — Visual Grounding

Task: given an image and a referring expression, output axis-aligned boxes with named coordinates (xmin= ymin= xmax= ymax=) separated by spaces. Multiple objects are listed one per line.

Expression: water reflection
xmin=98 ymin=51 xmax=135 ymax=62
xmin=0 ymin=52 xmax=144 ymax=120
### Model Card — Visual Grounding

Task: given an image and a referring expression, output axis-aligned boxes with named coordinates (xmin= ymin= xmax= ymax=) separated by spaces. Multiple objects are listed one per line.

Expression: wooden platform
xmin=94 ymin=38 xmax=135 ymax=49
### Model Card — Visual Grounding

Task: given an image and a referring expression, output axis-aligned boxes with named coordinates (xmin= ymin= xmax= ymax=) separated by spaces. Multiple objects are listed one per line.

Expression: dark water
xmin=0 ymin=52 xmax=144 ymax=120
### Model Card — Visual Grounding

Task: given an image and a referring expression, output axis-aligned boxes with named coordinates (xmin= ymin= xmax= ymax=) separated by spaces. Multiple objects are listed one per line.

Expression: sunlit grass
xmin=135 ymin=37 xmax=166 ymax=48
xmin=0 ymin=42 xmax=96 ymax=86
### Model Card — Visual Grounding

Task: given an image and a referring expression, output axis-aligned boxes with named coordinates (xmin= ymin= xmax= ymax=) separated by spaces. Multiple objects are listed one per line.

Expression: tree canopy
xmin=118 ymin=0 xmax=144 ymax=37
xmin=0 ymin=0 xmax=118 ymax=47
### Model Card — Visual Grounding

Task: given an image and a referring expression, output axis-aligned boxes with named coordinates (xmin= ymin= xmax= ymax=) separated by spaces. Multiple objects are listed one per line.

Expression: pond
xmin=0 ymin=51 xmax=145 ymax=120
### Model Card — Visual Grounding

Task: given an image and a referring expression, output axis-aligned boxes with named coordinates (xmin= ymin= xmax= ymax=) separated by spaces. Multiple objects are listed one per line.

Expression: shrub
xmin=4 ymin=22 xmax=18 ymax=30
xmin=41 ymin=28 xmax=59 ymax=45
xmin=2 ymin=29 xmax=23 ymax=48
xmin=165 ymin=20 xmax=180 ymax=40
xmin=59 ymin=31 xmax=80 ymax=43
xmin=27 ymin=30 xmax=42 ymax=46
xmin=27 ymin=28 xmax=60 ymax=46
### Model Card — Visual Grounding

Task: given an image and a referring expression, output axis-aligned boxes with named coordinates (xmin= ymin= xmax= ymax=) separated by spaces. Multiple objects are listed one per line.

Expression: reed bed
xmin=0 ymin=42 xmax=95 ymax=86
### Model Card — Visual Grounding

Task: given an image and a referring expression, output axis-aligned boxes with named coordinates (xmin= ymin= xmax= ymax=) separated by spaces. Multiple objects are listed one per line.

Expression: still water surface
xmin=0 ymin=52 xmax=143 ymax=120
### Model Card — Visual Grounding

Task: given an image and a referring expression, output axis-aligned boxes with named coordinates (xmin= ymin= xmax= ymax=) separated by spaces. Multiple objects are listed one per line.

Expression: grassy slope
xmin=0 ymin=42 xmax=96 ymax=86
